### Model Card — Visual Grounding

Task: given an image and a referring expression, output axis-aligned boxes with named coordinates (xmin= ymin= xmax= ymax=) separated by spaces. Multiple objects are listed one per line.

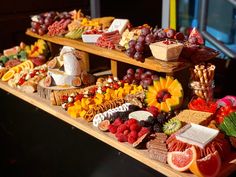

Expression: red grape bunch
xmin=125 ymin=27 xmax=155 ymax=62
xmin=152 ymin=28 xmax=186 ymax=41
xmin=123 ymin=68 xmax=159 ymax=89
xmin=30 ymin=11 xmax=72 ymax=35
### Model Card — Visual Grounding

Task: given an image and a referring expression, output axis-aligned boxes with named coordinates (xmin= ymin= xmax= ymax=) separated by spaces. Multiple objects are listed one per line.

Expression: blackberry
xmin=166 ymin=112 xmax=174 ymax=120
xmin=156 ymin=113 xmax=167 ymax=125
xmin=153 ymin=123 xmax=162 ymax=133
xmin=118 ymin=112 xmax=128 ymax=121
xmin=128 ymin=105 xmax=140 ymax=112
xmin=108 ymin=115 xmax=117 ymax=122
xmin=112 ymin=112 xmax=119 ymax=119
xmin=139 ymin=120 xmax=147 ymax=127
xmin=146 ymin=116 xmax=156 ymax=125
xmin=174 ymin=109 xmax=180 ymax=116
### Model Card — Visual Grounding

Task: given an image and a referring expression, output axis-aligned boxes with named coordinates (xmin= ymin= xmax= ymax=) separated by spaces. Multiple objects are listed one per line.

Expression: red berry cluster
xmin=108 ymin=118 xmax=150 ymax=144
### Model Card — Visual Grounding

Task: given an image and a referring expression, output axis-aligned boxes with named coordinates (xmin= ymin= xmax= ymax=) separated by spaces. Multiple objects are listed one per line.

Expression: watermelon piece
xmin=3 ymin=46 xmax=20 ymax=57
xmin=189 ymin=28 xmax=204 ymax=45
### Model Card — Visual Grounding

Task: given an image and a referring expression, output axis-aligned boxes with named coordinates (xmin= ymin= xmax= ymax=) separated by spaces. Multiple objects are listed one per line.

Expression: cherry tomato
xmin=66 ymin=102 xmax=74 ymax=110
xmin=216 ymin=115 xmax=225 ymax=124
xmin=18 ymin=78 xmax=25 ymax=86
xmin=61 ymin=95 xmax=68 ymax=102
xmin=74 ymin=94 xmax=83 ymax=101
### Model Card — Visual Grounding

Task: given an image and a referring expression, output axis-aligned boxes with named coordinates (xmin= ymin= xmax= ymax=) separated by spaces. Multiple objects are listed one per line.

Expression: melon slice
xmin=165 ymin=76 xmax=174 ymax=88
xmin=169 ymin=88 xmax=183 ymax=97
xmin=166 ymin=96 xmax=180 ymax=110
xmin=153 ymin=80 xmax=162 ymax=90
xmin=147 ymin=86 xmax=158 ymax=95
xmin=160 ymin=77 xmax=166 ymax=89
xmin=161 ymin=102 xmax=170 ymax=112
xmin=3 ymin=46 xmax=20 ymax=57
xmin=168 ymin=79 xmax=183 ymax=91
xmin=145 ymin=98 xmax=158 ymax=106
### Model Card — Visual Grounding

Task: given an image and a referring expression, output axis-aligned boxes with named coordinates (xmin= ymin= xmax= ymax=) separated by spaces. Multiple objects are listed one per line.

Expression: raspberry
xmin=116 ymin=133 xmax=128 ymax=142
xmin=115 ymin=132 xmax=123 ymax=138
xmin=128 ymin=135 xmax=137 ymax=144
xmin=125 ymin=118 xmax=138 ymax=127
xmin=123 ymin=129 xmax=130 ymax=136
xmin=147 ymin=106 xmax=159 ymax=117
xmin=117 ymin=124 xmax=128 ymax=133
xmin=108 ymin=124 xmax=117 ymax=134
xmin=128 ymin=131 xmax=138 ymax=144
xmin=129 ymin=131 xmax=138 ymax=139
xmin=138 ymin=127 xmax=150 ymax=138
xmin=130 ymin=123 xmax=141 ymax=132
xmin=112 ymin=118 xmax=123 ymax=127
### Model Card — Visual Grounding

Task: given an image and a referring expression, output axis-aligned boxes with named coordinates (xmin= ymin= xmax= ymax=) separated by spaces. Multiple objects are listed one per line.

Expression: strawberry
xmin=74 ymin=94 xmax=83 ymax=101
xmin=101 ymin=86 xmax=108 ymax=92
xmin=146 ymin=106 xmax=159 ymax=117
xmin=108 ymin=124 xmax=117 ymax=134
xmin=61 ymin=95 xmax=69 ymax=102
xmin=112 ymin=82 xmax=120 ymax=89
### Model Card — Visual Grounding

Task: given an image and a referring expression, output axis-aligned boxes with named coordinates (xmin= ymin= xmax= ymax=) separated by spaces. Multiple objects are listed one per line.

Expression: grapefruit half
xmin=167 ymin=146 xmax=197 ymax=172
xmin=190 ymin=151 xmax=221 ymax=177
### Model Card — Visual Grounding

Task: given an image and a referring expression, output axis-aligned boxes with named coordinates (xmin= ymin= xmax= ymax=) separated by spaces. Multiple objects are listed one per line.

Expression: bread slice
xmin=174 ymin=109 xmax=213 ymax=126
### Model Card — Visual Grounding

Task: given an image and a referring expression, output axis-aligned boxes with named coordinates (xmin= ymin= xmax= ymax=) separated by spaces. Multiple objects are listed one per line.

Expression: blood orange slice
xmin=167 ymin=146 xmax=197 ymax=171
xmin=190 ymin=151 xmax=221 ymax=177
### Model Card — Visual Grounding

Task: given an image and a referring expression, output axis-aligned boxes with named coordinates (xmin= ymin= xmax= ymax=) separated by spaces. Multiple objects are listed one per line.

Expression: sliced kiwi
xmin=162 ymin=118 xmax=181 ymax=135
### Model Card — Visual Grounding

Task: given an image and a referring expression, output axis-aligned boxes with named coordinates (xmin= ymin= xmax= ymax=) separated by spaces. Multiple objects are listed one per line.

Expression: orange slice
xmin=2 ymin=70 xmax=15 ymax=82
xmin=25 ymin=60 xmax=34 ymax=69
xmin=190 ymin=151 xmax=221 ymax=177
xmin=11 ymin=66 xmax=22 ymax=73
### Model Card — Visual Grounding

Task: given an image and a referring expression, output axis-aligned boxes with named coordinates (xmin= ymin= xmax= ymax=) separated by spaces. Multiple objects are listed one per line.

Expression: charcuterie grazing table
xmin=1 ymin=81 xmax=236 ymax=177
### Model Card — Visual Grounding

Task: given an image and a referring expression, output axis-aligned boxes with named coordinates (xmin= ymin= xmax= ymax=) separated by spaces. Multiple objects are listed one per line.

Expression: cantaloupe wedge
xmin=161 ymin=102 xmax=170 ymax=112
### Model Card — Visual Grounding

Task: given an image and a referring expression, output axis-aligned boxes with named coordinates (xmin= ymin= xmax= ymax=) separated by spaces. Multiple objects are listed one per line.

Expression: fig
xmin=133 ymin=132 xmax=149 ymax=149
xmin=44 ymin=75 xmax=52 ymax=87
xmin=72 ymin=77 xmax=82 ymax=87
xmin=47 ymin=58 xmax=58 ymax=69
xmin=98 ymin=120 xmax=110 ymax=132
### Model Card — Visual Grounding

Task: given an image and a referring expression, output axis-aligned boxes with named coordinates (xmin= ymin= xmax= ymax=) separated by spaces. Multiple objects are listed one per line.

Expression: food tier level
xmin=1 ymin=81 xmax=236 ymax=177
xmin=26 ymin=29 xmax=191 ymax=74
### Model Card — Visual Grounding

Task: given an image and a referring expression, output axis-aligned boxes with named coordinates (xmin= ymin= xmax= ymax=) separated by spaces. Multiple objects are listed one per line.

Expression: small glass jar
xmin=189 ymin=80 xmax=215 ymax=101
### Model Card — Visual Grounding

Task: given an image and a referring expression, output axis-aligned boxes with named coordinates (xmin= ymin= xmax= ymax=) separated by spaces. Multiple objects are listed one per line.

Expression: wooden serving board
xmin=25 ymin=29 xmax=219 ymax=74
xmin=0 ymin=81 xmax=235 ymax=177
xmin=37 ymin=79 xmax=95 ymax=105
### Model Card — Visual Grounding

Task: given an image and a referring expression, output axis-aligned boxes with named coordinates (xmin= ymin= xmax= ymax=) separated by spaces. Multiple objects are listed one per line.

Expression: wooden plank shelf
xmin=26 ymin=29 xmax=191 ymax=74
xmin=1 ymin=81 xmax=236 ymax=177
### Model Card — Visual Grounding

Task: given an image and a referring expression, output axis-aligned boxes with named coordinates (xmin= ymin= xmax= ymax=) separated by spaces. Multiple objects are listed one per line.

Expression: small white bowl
xmin=129 ymin=111 xmax=153 ymax=121
xmin=82 ymin=34 xmax=102 ymax=43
